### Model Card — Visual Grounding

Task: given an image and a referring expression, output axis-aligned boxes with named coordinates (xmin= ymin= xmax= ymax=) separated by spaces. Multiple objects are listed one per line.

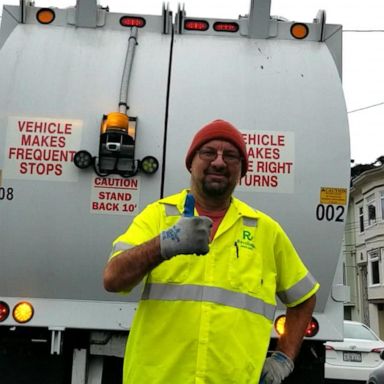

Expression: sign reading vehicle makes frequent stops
xmin=4 ymin=116 xmax=82 ymax=181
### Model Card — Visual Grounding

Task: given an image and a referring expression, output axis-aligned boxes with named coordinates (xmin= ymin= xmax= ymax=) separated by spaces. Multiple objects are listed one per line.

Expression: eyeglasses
xmin=197 ymin=149 xmax=242 ymax=164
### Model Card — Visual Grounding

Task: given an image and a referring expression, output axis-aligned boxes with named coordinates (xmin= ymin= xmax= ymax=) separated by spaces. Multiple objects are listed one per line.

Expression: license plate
xmin=343 ymin=352 xmax=362 ymax=362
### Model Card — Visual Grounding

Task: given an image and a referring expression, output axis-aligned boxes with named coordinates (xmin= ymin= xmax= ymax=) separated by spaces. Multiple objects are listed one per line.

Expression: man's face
xmin=190 ymin=139 xmax=242 ymax=199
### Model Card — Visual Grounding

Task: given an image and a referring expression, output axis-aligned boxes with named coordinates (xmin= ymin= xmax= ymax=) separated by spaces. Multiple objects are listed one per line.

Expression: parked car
xmin=367 ymin=350 xmax=384 ymax=384
xmin=325 ymin=320 xmax=384 ymax=382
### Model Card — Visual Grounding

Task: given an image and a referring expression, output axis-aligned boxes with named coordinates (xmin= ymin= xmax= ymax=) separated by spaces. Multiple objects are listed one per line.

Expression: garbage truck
xmin=0 ymin=0 xmax=350 ymax=382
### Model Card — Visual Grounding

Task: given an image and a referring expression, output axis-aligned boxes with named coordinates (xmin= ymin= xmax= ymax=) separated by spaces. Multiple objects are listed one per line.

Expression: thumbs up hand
xmin=160 ymin=194 xmax=213 ymax=260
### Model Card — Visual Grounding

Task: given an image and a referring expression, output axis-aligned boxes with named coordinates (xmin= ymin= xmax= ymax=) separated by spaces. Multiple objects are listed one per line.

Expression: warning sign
xmin=320 ymin=187 xmax=347 ymax=205
xmin=238 ymin=130 xmax=295 ymax=193
xmin=90 ymin=176 xmax=140 ymax=215
xmin=4 ymin=117 xmax=82 ymax=181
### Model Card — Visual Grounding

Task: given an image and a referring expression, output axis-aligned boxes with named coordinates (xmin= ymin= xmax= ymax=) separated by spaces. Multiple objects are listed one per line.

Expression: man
xmin=103 ymin=119 xmax=319 ymax=384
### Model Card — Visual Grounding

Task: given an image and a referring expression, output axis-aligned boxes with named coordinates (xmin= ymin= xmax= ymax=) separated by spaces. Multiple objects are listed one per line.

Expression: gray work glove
xmin=160 ymin=216 xmax=212 ymax=259
xmin=259 ymin=351 xmax=294 ymax=384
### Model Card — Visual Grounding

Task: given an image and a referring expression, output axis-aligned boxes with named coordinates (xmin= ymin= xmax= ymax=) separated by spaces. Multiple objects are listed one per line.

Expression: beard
xmin=201 ymin=172 xmax=236 ymax=197
xmin=202 ymin=180 xmax=228 ymax=197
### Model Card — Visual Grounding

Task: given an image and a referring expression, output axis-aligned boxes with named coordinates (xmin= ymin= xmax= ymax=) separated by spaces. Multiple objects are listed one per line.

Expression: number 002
xmin=316 ymin=204 xmax=344 ymax=222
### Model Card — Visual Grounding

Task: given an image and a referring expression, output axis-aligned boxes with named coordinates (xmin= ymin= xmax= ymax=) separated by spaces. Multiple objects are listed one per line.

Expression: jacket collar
xmin=160 ymin=189 xmax=260 ymax=219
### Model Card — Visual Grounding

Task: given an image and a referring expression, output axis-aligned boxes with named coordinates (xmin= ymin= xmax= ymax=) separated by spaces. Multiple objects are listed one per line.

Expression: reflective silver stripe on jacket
xmin=111 ymin=241 xmax=133 ymax=255
xmin=142 ymin=283 xmax=276 ymax=320
xmin=164 ymin=204 xmax=180 ymax=216
xmin=277 ymin=272 xmax=318 ymax=305
xmin=242 ymin=217 xmax=257 ymax=227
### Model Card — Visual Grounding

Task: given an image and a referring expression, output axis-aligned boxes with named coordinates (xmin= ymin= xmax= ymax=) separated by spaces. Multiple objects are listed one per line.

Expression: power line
xmin=348 ymin=102 xmax=384 ymax=114
xmin=342 ymin=29 xmax=384 ymax=114
xmin=343 ymin=29 xmax=384 ymax=33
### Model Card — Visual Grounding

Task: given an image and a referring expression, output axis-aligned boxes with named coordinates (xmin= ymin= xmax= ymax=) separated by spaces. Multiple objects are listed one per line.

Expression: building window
xmin=359 ymin=206 xmax=364 ymax=232
xmin=368 ymin=250 xmax=381 ymax=285
xmin=344 ymin=306 xmax=352 ymax=320
xmin=381 ymin=191 xmax=384 ymax=220
xmin=366 ymin=194 xmax=376 ymax=226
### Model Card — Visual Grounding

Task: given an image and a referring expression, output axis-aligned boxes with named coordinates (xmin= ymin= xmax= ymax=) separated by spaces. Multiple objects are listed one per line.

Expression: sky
xmin=1 ymin=0 xmax=383 ymax=166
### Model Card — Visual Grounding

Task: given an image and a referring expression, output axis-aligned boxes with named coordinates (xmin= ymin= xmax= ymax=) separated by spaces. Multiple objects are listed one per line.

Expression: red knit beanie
xmin=185 ymin=119 xmax=248 ymax=177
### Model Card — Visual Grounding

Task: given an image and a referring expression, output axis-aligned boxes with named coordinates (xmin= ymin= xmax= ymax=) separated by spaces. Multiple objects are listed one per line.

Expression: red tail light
xmin=305 ymin=317 xmax=319 ymax=337
xmin=184 ymin=20 xmax=209 ymax=31
xmin=213 ymin=22 xmax=239 ymax=33
xmin=120 ymin=16 xmax=146 ymax=28
xmin=0 ymin=301 xmax=10 ymax=322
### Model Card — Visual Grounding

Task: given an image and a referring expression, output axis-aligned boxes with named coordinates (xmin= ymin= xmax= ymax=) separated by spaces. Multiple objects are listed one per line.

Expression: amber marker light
xmin=290 ymin=23 xmax=309 ymax=39
xmin=13 ymin=301 xmax=34 ymax=324
xmin=274 ymin=315 xmax=287 ymax=336
xmin=0 ymin=301 xmax=10 ymax=322
xmin=36 ymin=8 xmax=56 ymax=24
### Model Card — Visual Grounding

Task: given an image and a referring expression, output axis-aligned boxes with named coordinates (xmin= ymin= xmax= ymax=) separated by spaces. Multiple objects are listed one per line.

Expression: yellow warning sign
xmin=320 ymin=187 xmax=348 ymax=205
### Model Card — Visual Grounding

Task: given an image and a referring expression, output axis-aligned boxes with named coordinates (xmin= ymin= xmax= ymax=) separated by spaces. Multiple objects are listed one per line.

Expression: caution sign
xmin=4 ymin=116 xmax=82 ymax=181
xmin=238 ymin=130 xmax=295 ymax=193
xmin=320 ymin=187 xmax=347 ymax=205
xmin=90 ymin=176 xmax=140 ymax=215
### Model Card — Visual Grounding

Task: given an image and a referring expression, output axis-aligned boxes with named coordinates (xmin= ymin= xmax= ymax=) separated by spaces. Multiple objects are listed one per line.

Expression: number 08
xmin=0 ymin=187 xmax=14 ymax=201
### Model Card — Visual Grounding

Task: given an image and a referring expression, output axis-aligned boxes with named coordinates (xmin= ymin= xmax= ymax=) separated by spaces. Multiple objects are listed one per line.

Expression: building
xmin=345 ymin=160 xmax=384 ymax=337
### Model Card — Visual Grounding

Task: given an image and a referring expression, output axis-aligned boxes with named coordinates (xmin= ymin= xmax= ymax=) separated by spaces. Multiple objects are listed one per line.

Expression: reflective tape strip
xmin=163 ymin=203 xmax=181 ymax=216
xmin=242 ymin=217 xmax=258 ymax=227
xmin=277 ymin=272 xmax=318 ymax=305
xmin=142 ymin=283 xmax=276 ymax=320
xmin=111 ymin=241 xmax=133 ymax=254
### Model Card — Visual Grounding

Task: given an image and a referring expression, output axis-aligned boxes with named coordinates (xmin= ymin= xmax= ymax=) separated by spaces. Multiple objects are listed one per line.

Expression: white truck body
xmin=0 ymin=1 xmax=349 ymax=382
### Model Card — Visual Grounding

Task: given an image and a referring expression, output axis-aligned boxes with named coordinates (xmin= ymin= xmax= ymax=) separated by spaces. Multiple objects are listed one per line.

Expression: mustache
xmin=204 ymin=167 xmax=229 ymax=177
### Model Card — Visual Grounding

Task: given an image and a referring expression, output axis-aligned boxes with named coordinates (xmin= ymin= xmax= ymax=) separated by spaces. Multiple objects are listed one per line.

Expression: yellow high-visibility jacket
xmin=111 ymin=189 xmax=319 ymax=384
